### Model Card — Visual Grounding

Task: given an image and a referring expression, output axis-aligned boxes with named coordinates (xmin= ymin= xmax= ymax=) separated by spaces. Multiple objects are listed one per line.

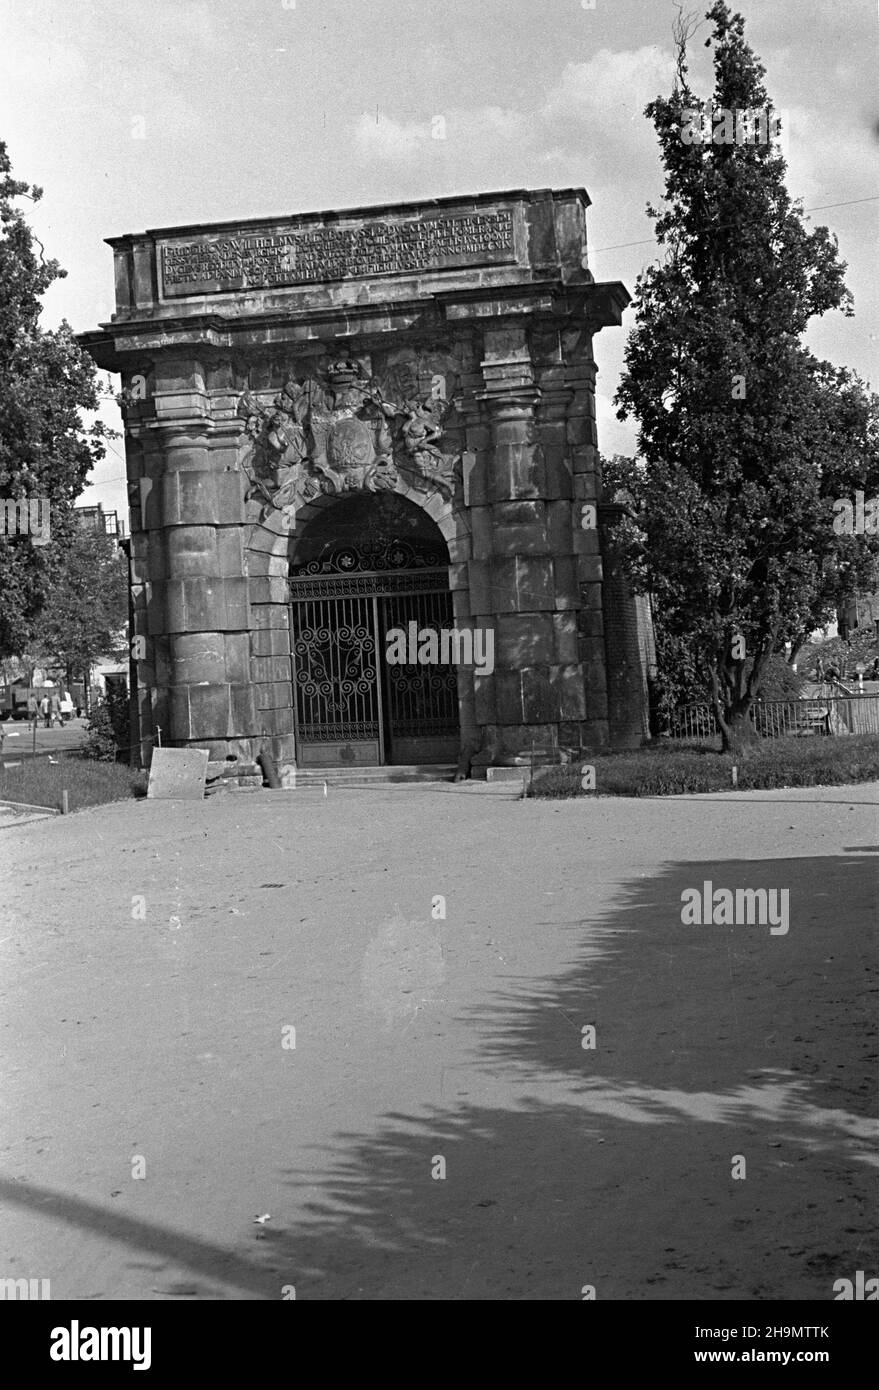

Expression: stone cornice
xmin=106 ymin=186 xmax=591 ymax=247
xmin=79 ymin=280 xmax=629 ymax=372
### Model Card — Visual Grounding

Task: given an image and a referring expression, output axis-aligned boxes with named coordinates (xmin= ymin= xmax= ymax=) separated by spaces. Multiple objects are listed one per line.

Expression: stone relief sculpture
xmin=398 ymin=398 xmax=456 ymax=496
xmin=237 ymin=356 xmax=460 ymax=520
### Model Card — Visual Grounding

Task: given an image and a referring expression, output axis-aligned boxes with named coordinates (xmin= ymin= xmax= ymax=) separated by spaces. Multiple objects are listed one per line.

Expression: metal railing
xmin=668 ymin=695 xmax=879 ymax=741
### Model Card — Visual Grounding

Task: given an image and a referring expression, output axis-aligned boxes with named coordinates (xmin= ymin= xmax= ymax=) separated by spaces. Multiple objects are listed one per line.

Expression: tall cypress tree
xmin=613 ymin=2 xmax=879 ymax=751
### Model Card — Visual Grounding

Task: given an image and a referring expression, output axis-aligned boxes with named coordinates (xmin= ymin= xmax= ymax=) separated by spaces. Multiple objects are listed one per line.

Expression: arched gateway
xmin=288 ymin=493 xmax=459 ymax=767
xmin=82 ymin=188 xmax=647 ymax=780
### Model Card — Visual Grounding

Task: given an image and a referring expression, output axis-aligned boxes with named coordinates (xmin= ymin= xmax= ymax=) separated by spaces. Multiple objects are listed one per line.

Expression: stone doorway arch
xmin=288 ymin=488 xmax=453 ymax=573
xmin=245 ymin=483 xmax=477 ymax=774
xmin=286 ymin=492 xmax=461 ymax=768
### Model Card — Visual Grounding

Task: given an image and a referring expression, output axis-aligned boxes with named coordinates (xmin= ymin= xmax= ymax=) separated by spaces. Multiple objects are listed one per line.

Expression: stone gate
xmin=82 ymin=187 xmax=646 ymax=778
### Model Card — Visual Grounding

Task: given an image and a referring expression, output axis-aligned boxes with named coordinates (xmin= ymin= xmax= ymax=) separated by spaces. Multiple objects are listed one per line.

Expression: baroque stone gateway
xmin=82 ymin=188 xmax=654 ymax=780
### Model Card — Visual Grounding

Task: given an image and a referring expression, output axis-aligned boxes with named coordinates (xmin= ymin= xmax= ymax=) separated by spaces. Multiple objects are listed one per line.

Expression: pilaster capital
xmin=478 ymin=373 xmax=540 ymax=412
xmin=149 ymin=411 xmax=212 ymax=438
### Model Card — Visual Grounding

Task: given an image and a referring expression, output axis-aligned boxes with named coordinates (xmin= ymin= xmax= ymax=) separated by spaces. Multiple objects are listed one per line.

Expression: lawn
xmin=528 ymin=733 xmax=879 ymax=799
xmin=0 ymin=754 xmax=147 ymax=812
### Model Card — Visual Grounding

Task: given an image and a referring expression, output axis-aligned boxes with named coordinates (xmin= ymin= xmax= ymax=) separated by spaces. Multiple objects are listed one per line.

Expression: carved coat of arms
xmin=237 ymin=357 xmax=459 ymax=519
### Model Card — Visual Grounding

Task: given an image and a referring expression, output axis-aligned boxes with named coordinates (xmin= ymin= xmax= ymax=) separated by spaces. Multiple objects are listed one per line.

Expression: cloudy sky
xmin=0 ymin=0 xmax=875 ymax=519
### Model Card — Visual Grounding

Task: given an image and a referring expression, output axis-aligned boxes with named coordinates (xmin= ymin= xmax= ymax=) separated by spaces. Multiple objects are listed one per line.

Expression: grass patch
xmin=0 ymin=754 xmax=147 ymax=812
xmin=529 ymin=734 xmax=879 ymax=799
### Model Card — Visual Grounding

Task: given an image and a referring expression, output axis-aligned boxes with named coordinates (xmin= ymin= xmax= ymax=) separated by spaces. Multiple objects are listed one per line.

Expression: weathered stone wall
xmin=124 ymin=360 xmax=257 ymax=766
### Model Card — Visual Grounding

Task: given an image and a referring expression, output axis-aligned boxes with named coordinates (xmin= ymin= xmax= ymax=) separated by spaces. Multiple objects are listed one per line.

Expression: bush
xmin=83 ymin=700 xmax=118 ymax=761
xmin=82 ymin=685 xmax=129 ymax=762
xmin=759 ymin=654 xmax=805 ymax=700
xmin=106 ymin=681 xmax=130 ymax=751
xmin=529 ymin=734 xmax=879 ymax=799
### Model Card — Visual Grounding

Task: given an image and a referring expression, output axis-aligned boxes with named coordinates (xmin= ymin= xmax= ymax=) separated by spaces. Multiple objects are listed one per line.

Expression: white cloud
xmin=353 ymin=104 xmax=534 ymax=167
xmin=352 ymin=44 xmax=673 ymax=191
xmin=354 ymin=112 xmax=432 ymax=164
xmin=783 ymin=104 xmax=876 ymax=210
xmin=476 ymin=105 xmax=532 ymax=142
xmin=542 ymin=47 xmax=672 ymax=131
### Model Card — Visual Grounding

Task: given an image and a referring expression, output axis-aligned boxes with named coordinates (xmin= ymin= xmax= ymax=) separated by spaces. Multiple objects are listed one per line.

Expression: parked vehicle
xmin=1 ymin=682 xmax=35 ymax=720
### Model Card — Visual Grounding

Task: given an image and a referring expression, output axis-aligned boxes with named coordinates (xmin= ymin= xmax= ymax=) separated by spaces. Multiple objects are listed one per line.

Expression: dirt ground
xmin=1 ymin=781 xmax=877 ymax=1301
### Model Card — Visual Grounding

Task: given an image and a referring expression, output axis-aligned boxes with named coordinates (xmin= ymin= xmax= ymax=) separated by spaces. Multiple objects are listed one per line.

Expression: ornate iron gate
xmin=289 ymin=554 xmax=459 ymax=766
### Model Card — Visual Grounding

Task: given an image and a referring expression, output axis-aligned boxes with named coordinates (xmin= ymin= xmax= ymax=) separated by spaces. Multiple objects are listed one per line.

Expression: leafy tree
xmin=612 ymin=3 xmax=879 ymax=752
xmin=0 ymin=140 xmax=109 ymax=658
xmin=35 ymin=525 xmax=128 ymax=699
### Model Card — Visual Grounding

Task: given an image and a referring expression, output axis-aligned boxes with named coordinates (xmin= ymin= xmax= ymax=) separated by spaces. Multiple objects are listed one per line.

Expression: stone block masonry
xmin=81 ymin=188 xmax=645 ymax=776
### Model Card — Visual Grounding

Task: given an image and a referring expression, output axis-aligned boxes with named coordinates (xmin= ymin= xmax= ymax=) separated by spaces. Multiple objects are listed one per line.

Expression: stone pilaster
xmin=566 ymin=341 xmax=610 ymax=749
xmin=210 ymin=359 xmax=297 ymax=768
xmin=131 ymin=358 xmax=256 ymax=763
xmin=468 ymin=323 xmax=587 ymax=767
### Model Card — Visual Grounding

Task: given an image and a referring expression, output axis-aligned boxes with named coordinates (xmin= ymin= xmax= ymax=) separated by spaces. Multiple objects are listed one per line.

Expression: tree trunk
xmin=719 ymin=700 xmax=760 ymax=755
xmin=788 ymin=631 xmax=809 ymax=666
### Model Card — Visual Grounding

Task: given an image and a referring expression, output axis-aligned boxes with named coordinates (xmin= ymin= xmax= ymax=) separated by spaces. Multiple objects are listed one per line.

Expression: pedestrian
xmin=814 ymin=655 xmax=824 ymax=683
xmin=49 ymin=691 xmax=61 ymax=728
xmin=27 ymin=692 xmax=38 ymax=728
xmin=40 ymin=694 xmax=50 ymax=728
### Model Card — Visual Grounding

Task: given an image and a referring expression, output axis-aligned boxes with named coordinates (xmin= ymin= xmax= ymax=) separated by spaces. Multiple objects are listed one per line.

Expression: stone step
xmin=206 ymin=760 xmax=259 ymax=779
xmin=284 ymin=764 xmax=456 ymax=789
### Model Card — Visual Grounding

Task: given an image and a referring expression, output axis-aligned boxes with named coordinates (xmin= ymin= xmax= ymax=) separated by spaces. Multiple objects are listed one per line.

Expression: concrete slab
xmin=146 ymin=748 xmax=209 ymax=800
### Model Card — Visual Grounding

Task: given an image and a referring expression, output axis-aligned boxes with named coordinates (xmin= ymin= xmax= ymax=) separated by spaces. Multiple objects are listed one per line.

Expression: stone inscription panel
xmin=160 ymin=210 xmax=516 ymax=296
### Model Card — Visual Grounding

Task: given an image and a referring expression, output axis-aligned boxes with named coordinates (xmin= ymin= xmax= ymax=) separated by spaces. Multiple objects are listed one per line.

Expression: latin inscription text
xmin=161 ymin=212 xmax=515 ymax=294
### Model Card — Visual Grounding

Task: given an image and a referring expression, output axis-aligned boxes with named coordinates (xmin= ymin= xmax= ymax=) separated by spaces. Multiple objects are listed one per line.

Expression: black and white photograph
xmin=0 ymin=0 xmax=876 ymax=1348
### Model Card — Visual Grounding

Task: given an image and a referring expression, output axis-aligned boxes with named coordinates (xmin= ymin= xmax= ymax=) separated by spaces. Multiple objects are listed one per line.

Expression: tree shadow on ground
xmin=2 ymin=854 xmax=876 ymax=1299
xmin=263 ymin=853 xmax=877 ymax=1299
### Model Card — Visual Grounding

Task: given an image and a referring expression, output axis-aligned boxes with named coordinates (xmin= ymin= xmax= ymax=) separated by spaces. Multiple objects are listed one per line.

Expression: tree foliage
xmin=35 ymin=525 xmax=128 ymax=681
xmin=0 ymin=140 xmax=109 ymax=658
xmin=612 ymin=2 xmax=879 ymax=751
